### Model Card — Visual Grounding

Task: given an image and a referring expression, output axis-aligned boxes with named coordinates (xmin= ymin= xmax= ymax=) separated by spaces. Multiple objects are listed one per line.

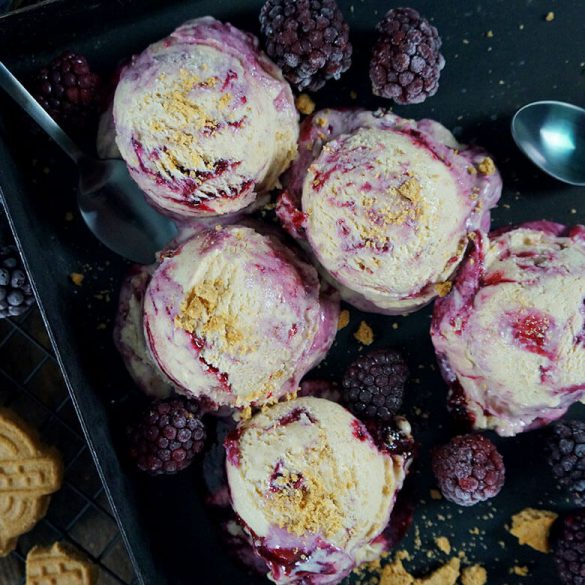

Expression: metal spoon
xmin=0 ymin=61 xmax=178 ymax=264
xmin=511 ymin=100 xmax=585 ymax=186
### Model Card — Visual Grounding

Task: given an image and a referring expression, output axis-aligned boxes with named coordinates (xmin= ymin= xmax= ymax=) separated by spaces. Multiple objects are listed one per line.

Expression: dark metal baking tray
xmin=0 ymin=1 xmax=583 ymax=583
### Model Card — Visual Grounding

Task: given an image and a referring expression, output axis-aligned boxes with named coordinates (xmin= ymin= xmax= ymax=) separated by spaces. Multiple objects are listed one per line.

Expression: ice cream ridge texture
xmin=113 ymin=17 xmax=298 ymax=218
xmin=143 ymin=224 xmax=339 ymax=410
xmin=277 ymin=108 xmax=503 ymax=315
xmin=225 ymin=397 xmax=412 ymax=584
xmin=432 ymin=221 xmax=585 ymax=436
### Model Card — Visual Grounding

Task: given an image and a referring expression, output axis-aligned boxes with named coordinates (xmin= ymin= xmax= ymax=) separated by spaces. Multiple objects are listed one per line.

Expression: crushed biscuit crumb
xmin=354 ymin=321 xmax=374 ymax=345
xmin=417 ymin=558 xmax=460 ymax=585
xmin=485 ymin=30 xmax=494 ymax=38
xmin=477 ymin=157 xmax=496 ymax=175
xmin=511 ymin=565 xmax=529 ymax=576
xmin=295 ymin=93 xmax=316 ymax=115
xmin=509 ymin=508 xmax=558 ymax=553
xmin=461 ymin=564 xmax=487 ymax=585
xmin=545 ymin=11 xmax=555 ymax=21
xmin=337 ymin=309 xmax=350 ymax=330
xmin=434 ymin=282 xmax=452 ymax=298
xmin=435 ymin=537 xmax=451 ymax=555
xmin=430 ymin=489 xmax=443 ymax=500
xmin=70 ymin=273 xmax=84 ymax=286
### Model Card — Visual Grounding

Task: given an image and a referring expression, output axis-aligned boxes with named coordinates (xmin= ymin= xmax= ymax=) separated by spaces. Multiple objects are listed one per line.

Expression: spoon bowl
xmin=511 ymin=100 xmax=585 ymax=186
xmin=0 ymin=61 xmax=178 ymax=264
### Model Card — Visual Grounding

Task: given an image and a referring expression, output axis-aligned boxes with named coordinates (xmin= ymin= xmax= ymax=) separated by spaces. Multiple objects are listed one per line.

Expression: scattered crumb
xmin=392 ymin=322 xmax=399 ymax=330
xmin=295 ymin=93 xmax=316 ymax=115
xmin=502 ymin=203 xmax=511 ymax=209
xmin=379 ymin=556 xmax=414 ymax=585
xmin=236 ymin=406 xmax=253 ymax=421
xmin=477 ymin=157 xmax=496 ymax=175
xmin=354 ymin=321 xmax=374 ymax=345
xmin=350 ymin=90 xmax=358 ymax=100
xmin=462 ymin=39 xmax=470 ymax=45
xmin=96 ymin=323 xmax=107 ymax=331
xmin=70 ymin=272 xmax=84 ymax=286
xmin=337 ymin=309 xmax=350 ymax=330
xmin=64 ymin=212 xmax=74 ymax=221
xmin=461 ymin=565 xmax=487 ymax=585
xmin=508 ymin=508 xmax=558 ymax=553
xmin=418 ymin=558 xmax=460 ymax=585
xmin=435 ymin=537 xmax=451 ymax=555
xmin=434 ymin=281 xmax=452 ymax=298
xmin=511 ymin=566 xmax=529 ymax=576
xmin=519 ymin=23 xmax=525 ymax=30
xmin=469 ymin=527 xmax=481 ymax=536
xmin=545 ymin=11 xmax=555 ymax=21
xmin=571 ymin=208 xmax=577 ymax=214
xmin=215 ymin=224 xmax=223 ymax=231
xmin=485 ymin=30 xmax=494 ymax=38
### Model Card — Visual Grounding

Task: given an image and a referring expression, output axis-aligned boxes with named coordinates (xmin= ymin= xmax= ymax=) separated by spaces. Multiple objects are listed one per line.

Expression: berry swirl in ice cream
xmin=225 ymin=397 xmax=412 ymax=584
xmin=277 ymin=108 xmax=502 ymax=315
xmin=431 ymin=221 xmax=585 ymax=436
xmin=143 ymin=225 xmax=339 ymax=410
xmin=113 ymin=17 xmax=298 ymax=218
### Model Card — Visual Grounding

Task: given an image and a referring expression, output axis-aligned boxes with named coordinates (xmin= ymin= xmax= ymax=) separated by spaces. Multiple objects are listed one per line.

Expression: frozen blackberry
xmin=0 ymin=245 xmax=35 ymax=319
xmin=128 ymin=396 xmax=206 ymax=475
xmin=553 ymin=510 xmax=585 ymax=585
xmin=432 ymin=434 xmax=505 ymax=506
xmin=341 ymin=348 xmax=408 ymax=422
xmin=31 ymin=51 xmax=103 ymax=132
xmin=370 ymin=7 xmax=445 ymax=104
xmin=259 ymin=0 xmax=352 ymax=92
xmin=547 ymin=420 xmax=585 ymax=506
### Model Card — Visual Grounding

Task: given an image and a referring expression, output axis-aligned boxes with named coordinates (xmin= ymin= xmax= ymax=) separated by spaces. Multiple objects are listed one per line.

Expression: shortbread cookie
xmin=0 ymin=408 xmax=63 ymax=556
xmin=26 ymin=541 xmax=97 ymax=585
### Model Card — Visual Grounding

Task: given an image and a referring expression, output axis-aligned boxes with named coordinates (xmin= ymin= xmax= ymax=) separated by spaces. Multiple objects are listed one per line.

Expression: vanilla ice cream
xmin=143 ymin=225 xmax=339 ymax=409
xmin=277 ymin=109 xmax=502 ymax=314
xmin=114 ymin=263 xmax=176 ymax=399
xmin=225 ymin=397 xmax=412 ymax=584
xmin=114 ymin=17 xmax=298 ymax=218
xmin=114 ymin=222 xmax=223 ymax=400
xmin=432 ymin=221 xmax=585 ymax=436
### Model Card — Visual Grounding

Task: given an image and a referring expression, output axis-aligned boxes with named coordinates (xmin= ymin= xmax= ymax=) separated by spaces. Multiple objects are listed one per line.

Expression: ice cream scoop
xmin=277 ymin=109 xmax=502 ymax=315
xmin=143 ymin=224 xmax=339 ymax=410
xmin=225 ymin=397 xmax=412 ymax=584
xmin=431 ymin=221 xmax=585 ymax=436
xmin=114 ymin=17 xmax=298 ymax=219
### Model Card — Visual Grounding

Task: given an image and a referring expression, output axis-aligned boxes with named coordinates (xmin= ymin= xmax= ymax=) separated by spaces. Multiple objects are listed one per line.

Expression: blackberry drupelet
xmin=341 ymin=348 xmax=409 ymax=422
xmin=128 ymin=396 xmax=206 ymax=475
xmin=31 ymin=51 xmax=103 ymax=132
xmin=547 ymin=420 xmax=585 ymax=506
xmin=370 ymin=7 xmax=445 ymax=104
xmin=259 ymin=0 xmax=352 ymax=92
xmin=0 ymin=245 xmax=35 ymax=319
xmin=554 ymin=510 xmax=585 ymax=585
xmin=432 ymin=434 xmax=505 ymax=506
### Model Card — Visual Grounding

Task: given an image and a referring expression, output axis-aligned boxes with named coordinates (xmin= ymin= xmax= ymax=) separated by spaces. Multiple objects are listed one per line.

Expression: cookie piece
xmin=0 ymin=408 xmax=63 ymax=556
xmin=26 ymin=542 xmax=98 ymax=585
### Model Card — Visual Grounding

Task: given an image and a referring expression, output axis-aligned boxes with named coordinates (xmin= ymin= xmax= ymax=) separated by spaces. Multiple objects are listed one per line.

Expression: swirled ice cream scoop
xmin=277 ymin=109 xmax=502 ymax=315
xmin=143 ymin=225 xmax=338 ymax=409
xmin=114 ymin=17 xmax=298 ymax=218
xmin=432 ymin=222 xmax=585 ymax=436
xmin=225 ymin=397 xmax=412 ymax=584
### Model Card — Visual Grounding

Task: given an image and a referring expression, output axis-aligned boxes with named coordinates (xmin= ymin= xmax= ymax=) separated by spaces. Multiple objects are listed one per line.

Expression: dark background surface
xmin=0 ymin=0 xmax=584 ymax=583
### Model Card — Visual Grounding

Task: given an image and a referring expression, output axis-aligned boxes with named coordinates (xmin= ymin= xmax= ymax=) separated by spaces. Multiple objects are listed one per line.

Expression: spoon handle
xmin=0 ymin=61 xmax=85 ymax=163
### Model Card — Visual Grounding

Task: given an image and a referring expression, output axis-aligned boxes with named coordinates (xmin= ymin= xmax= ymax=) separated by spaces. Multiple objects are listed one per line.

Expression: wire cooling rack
xmin=0 ymin=308 xmax=137 ymax=585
